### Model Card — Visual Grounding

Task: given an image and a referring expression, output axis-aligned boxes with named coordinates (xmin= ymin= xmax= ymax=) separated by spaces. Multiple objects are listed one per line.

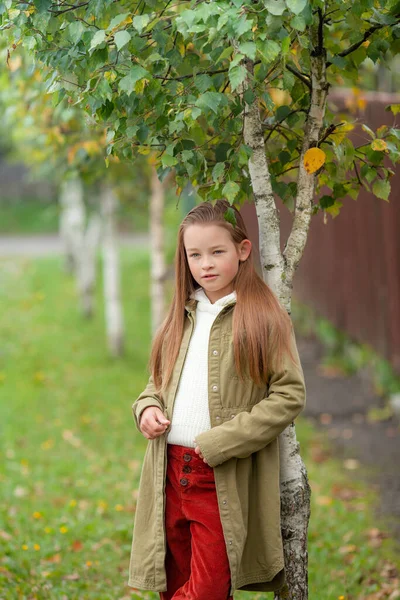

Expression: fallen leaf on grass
xmin=343 ymin=458 xmax=360 ymax=470
xmin=14 ymin=486 xmax=27 ymax=497
xmin=63 ymin=572 xmax=80 ymax=580
xmin=71 ymin=540 xmax=83 ymax=552
xmin=315 ymin=495 xmax=333 ymax=506
xmin=45 ymin=553 xmax=61 ymax=563
xmin=331 ymin=483 xmax=362 ymax=502
xmin=0 ymin=530 xmax=12 ymax=541
xmin=367 ymin=528 xmax=387 ymax=548
xmin=339 ymin=544 xmax=357 ymax=554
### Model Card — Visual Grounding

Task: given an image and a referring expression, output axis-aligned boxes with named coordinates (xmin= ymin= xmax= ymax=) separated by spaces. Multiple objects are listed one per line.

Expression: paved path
xmin=0 ymin=233 xmax=149 ymax=256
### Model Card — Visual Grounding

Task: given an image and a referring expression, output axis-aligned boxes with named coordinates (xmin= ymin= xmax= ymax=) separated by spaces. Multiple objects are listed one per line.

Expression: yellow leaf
xmin=303 ymin=147 xmax=326 ymax=174
xmin=331 ymin=122 xmax=355 ymax=145
xmin=137 ymin=146 xmax=151 ymax=155
xmin=371 ymin=139 xmax=388 ymax=152
xmin=134 ymin=78 xmax=148 ymax=94
xmin=178 ymin=41 xmax=185 ymax=57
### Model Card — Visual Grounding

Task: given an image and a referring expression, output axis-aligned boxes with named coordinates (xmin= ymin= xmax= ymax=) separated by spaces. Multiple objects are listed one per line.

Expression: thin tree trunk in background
xmin=78 ymin=212 xmax=102 ymax=318
xmin=59 ymin=176 xmax=100 ymax=318
xmin=150 ymin=165 xmax=166 ymax=337
xmin=100 ymin=183 xmax=124 ymax=357
xmin=59 ymin=176 xmax=84 ymax=274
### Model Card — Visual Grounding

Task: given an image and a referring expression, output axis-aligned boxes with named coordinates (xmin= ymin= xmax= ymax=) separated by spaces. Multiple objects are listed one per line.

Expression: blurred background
xmin=0 ymin=42 xmax=399 ymax=600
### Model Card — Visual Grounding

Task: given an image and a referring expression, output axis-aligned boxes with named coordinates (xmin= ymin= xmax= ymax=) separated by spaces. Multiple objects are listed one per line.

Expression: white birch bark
xmin=243 ymin=39 xmax=329 ymax=596
xmin=77 ymin=211 xmax=102 ymax=318
xmin=59 ymin=176 xmax=100 ymax=318
xmin=59 ymin=176 xmax=85 ymax=274
xmin=100 ymin=183 xmax=124 ymax=357
xmin=150 ymin=165 xmax=166 ymax=337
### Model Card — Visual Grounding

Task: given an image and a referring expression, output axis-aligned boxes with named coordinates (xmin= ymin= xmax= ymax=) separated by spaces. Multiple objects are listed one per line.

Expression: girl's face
xmin=183 ymin=223 xmax=251 ymax=303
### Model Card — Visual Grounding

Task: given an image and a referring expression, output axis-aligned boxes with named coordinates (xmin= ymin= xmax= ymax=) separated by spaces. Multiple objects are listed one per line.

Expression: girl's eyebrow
xmin=186 ymin=245 xmax=227 ymax=251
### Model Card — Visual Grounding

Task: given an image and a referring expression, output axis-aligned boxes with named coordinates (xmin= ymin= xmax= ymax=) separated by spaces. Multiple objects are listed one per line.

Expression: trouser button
xmin=180 ymin=478 xmax=189 ymax=486
xmin=182 ymin=465 xmax=192 ymax=473
xmin=183 ymin=454 xmax=192 ymax=462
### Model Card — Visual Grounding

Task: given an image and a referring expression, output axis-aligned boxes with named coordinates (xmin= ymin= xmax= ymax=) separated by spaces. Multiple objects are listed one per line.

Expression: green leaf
xmin=362 ymin=124 xmax=376 ymax=139
xmin=326 ymin=200 xmax=343 ymax=218
xmin=108 ymin=13 xmax=130 ymax=31
xmin=319 ymin=195 xmax=335 ymax=209
xmin=132 ymin=14 xmax=150 ymax=33
xmin=162 ymin=153 xmax=178 ymax=167
xmin=286 ymin=0 xmax=308 ymax=15
xmin=223 ymin=206 xmax=237 ymax=225
xmin=264 ymin=0 xmax=286 ymax=15
xmin=372 ymin=179 xmax=390 ymax=201
xmin=90 ymin=30 xmax=106 ymax=52
xmin=118 ymin=66 xmax=149 ymax=96
xmin=238 ymin=42 xmax=257 ymax=60
xmin=222 ymin=181 xmax=240 ymax=202
xmin=386 ymin=103 xmax=400 ymax=115
xmin=114 ymin=30 xmax=131 ymax=51
xmin=212 ymin=162 xmax=225 ymax=182
xmin=290 ymin=14 xmax=306 ymax=30
xmin=195 ymin=92 xmax=228 ymax=114
xmin=194 ymin=74 xmax=214 ymax=93
xmin=257 ymin=39 xmax=281 ymax=63
xmin=229 ymin=65 xmax=246 ymax=91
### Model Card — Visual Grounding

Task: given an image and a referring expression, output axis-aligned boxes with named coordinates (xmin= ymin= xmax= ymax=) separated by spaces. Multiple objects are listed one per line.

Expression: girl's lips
xmin=203 ymin=274 xmax=218 ymax=279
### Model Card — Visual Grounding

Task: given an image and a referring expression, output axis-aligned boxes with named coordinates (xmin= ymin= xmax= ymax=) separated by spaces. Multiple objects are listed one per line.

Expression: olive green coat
xmin=128 ymin=297 xmax=306 ymax=595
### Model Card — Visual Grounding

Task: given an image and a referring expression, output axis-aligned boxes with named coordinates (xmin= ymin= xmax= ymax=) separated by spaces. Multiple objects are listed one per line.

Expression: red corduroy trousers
xmin=159 ymin=444 xmax=233 ymax=600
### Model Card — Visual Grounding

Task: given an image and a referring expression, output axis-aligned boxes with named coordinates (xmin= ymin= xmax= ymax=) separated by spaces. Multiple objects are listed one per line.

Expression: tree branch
xmin=327 ymin=18 xmax=400 ymax=67
xmin=286 ymin=64 xmax=311 ymax=89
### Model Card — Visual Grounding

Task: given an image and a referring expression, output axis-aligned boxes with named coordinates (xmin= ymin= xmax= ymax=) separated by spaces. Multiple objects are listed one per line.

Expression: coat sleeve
xmin=195 ymin=327 xmax=306 ymax=468
xmin=132 ymin=374 xmax=164 ymax=433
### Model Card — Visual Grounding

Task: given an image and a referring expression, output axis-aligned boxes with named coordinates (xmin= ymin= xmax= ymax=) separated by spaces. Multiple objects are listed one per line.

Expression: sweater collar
xmin=185 ymin=288 xmax=237 ymax=314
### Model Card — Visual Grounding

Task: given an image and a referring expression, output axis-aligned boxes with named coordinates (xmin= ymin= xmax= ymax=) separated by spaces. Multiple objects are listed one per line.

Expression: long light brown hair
xmin=150 ymin=199 xmax=296 ymax=394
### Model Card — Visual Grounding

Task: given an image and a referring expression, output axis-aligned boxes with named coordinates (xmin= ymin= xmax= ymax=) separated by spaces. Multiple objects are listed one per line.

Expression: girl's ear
xmin=239 ymin=239 xmax=252 ymax=262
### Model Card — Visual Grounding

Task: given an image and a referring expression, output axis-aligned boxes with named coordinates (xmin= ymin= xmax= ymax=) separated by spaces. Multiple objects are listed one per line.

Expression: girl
xmin=128 ymin=199 xmax=306 ymax=599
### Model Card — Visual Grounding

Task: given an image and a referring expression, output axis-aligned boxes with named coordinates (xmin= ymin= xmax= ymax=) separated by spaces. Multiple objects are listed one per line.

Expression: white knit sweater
xmin=167 ymin=287 xmax=237 ymax=448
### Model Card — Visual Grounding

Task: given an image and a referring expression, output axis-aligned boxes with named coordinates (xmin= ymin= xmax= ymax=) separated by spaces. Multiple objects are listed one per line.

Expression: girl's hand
xmin=139 ymin=406 xmax=170 ymax=440
xmin=194 ymin=444 xmax=209 ymax=465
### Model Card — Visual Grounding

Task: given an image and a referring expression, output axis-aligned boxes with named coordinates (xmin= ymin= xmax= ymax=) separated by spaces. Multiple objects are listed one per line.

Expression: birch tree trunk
xmin=243 ymin=15 xmax=329 ymax=594
xmin=59 ymin=176 xmax=85 ymax=274
xmin=150 ymin=165 xmax=166 ymax=337
xmin=59 ymin=176 xmax=100 ymax=318
xmin=78 ymin=212 xmax=102 ymax=318
xmin=100 ymin=183 xmax=125 ymax=357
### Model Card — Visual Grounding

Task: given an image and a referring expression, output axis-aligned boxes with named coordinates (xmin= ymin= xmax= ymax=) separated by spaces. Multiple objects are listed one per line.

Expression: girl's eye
xmin=214 ymin=250 xmax=223 ymax=254
xmin=190 ymin=253 xmax=199 ymax=258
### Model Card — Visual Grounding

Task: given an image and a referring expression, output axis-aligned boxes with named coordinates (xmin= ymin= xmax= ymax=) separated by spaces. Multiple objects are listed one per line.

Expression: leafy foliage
xmin=1 ymin=0 xmax=400 ymax=213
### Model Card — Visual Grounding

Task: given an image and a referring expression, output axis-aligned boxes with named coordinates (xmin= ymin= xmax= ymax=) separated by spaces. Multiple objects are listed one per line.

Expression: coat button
xmin=215 ymin=416 xmax=221 ymax=421
xmin=183 ymin=454 xmax=192 ymax=462
xmin=231 ymin=414 xmax=235 ymax=419
xmin=222 ymin=500 xmax=227 ymax=505
xmin=180 ymin=478 xmax=188 ymax=486
xmin=212 ymin=350 xmax=218 ymax=356
xmin=229 ymin=541 xmax=233 ymax=545
xmin=212 ymin=385 xmax=218 ymax=392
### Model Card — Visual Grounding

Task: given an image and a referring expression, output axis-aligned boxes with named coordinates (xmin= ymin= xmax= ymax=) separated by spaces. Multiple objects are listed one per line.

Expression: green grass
xmin=0 ymin=198 xmax=150 ymax=235
xmin=0 ymin=199 xmax=61 ymax=234
xmin=0 ymin=253 xmax=398 ymax=600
